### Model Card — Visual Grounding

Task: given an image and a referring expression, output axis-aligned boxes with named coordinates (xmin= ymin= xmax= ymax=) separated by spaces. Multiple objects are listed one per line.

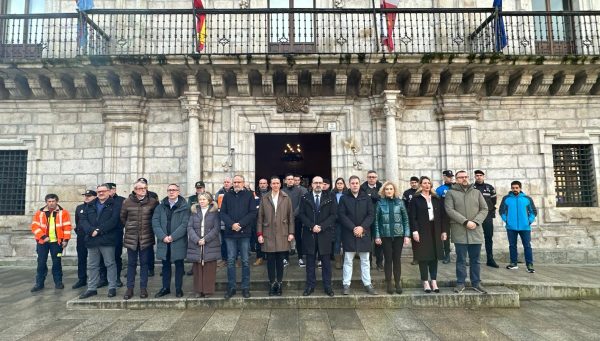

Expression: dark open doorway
xmin=254 ymin=133 xmax=331 ymax=188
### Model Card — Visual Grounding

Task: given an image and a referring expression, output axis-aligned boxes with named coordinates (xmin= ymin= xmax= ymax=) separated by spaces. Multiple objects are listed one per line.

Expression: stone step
xmin=66 ymin=286 xmax=519 ymax=310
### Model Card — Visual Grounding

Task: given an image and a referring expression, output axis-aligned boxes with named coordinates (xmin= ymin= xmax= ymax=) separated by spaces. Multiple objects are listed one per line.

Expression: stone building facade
xmin=0 ymin=0 xmax=599 ymax=262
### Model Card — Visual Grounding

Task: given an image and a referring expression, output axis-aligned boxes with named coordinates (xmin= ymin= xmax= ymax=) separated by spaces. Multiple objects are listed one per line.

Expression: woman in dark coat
xmin=187 ymin=193 xmax=221 ymax=298
xmin=409 ymin=176 xmax=448 ymax=293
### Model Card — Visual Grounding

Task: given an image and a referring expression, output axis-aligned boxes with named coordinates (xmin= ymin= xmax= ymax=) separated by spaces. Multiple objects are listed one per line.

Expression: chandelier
xmin=281 ymin=143 xmax=303 ymax=162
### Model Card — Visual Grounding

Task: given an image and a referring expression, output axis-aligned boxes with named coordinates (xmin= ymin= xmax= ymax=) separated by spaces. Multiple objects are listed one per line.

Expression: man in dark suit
xmin=299 ymin=176 xmax=337 ymax=297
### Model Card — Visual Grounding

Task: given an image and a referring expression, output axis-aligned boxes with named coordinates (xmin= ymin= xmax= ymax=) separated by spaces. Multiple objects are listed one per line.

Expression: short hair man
xmin=97 ymin=182 xmax=125 ymax=288
xmin=499 ymin=181 xmax=538 ymax=273
xmin=220 ymin=175 xmax=258 ymax=299
xmin=402 ymin=176 xmax=420 ymax=265
xmin=435 ymin=170 xmax=455 ymax=264
xmin=30 ymin=194 xmax=72 ymax=293
xmin=473 ymin=170 xmax=499 ymax=268
xmin=188 ymin=181 xmax=206 ymax=206
xmin=299 ymin=176 xmax=337 ymax=297
xmin=78 ymin=184 xmax=120 ymax=299
xmin=283 ymin=173 xmax=306 ymax=266
xmin=444 ymin=170 xmax=489 ymax=294
xmin=360 ymin=170 xmax=384 ymax=271
xmin=252 ymin=178 xmax=270 ymax=266
xmin=72 ymin=189 xmax=96 ymax=289
xmin=338 ymin=175 xmax=377 ymax=295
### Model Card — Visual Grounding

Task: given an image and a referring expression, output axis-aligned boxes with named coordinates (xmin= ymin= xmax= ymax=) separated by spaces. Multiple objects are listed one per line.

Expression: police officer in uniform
xmin=473 ymin=170 xmax=499 ymax=268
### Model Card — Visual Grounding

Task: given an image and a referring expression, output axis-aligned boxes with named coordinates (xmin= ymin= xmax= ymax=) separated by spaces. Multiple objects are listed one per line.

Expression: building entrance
xmin=254 ymin=133 xmax=331 ymax=188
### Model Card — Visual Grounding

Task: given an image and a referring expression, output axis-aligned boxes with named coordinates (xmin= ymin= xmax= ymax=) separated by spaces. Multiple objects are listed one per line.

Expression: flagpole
xmin=371 ymin=0 xmax=380 ymax=53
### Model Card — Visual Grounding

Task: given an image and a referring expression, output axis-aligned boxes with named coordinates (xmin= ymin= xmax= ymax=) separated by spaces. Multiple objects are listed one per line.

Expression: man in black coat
xmin=402 ymin=176 xmax=420 ymax=265
xmin=338 ymin=175 xmax=377 ymax=295
xmin=299 ymin=176 xmax=337 ymax=297
xmin=78 ymin=184 xmax=120 ymax=299
xmin=98 ymin=182 xmax=125 ymax=287
xmin=360 ymin=170 xmax=383 ymax=271
xmin=72 ymin=189 xmax=97 ymax=289
xmin=220 ymin=175 xmax=258 ymax=299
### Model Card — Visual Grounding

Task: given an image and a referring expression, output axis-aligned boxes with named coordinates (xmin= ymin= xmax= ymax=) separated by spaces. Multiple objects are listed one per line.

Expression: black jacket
xmin=299 ymin=191 xmax=337 ymax=255
xmin=79 ymin=197 xmax=120 ymax=248
xmin=337 ymin=190 xmax=375 ymax=252
xmin=220 ymin=188 xmax=258 ymax=239
xmin=409 ymin=193 xmax=448 ymax=261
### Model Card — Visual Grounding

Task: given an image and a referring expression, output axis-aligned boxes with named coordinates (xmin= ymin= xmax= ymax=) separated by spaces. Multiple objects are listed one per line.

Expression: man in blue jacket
xmin=220 ymin=175 xmax=258 ymax=299
xmin=499 ymin=181 xmax=538 ymax=273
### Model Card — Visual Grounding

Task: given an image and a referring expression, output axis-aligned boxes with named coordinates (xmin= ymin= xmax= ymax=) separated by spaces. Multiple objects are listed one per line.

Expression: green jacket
xmin=444 ymin=184 xmax=488 ymax=244
xmin=374 ymin=198 xmax=410 ymax=238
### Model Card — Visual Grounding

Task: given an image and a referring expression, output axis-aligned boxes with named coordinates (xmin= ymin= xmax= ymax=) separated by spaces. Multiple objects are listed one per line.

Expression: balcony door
xmin=268 ymin=0 xmax=315 ymax=53
xmin=1 ymin=0 xmax=45 ymax=58
xmin=533 ymin=0 xmax=575 ymax=54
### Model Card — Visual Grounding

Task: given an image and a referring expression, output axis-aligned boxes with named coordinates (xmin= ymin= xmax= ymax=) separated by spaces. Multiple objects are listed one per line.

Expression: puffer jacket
xmin=374 ymin=197 xmax=410 ymax=238
xmin=444 ymin=183 xmax=488 ymax=244
xmin=499 ymin=191 xmax=537 ymax=231
xmin=121 ymin=193 xmax=159 ymax=251
xmin=187 ymin=203 xmax=221 ymax=262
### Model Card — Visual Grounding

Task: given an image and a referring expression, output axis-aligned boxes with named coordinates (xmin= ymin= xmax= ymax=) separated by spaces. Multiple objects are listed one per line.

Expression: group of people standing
xmin=29 ymin=168 xmax=538 ymax=299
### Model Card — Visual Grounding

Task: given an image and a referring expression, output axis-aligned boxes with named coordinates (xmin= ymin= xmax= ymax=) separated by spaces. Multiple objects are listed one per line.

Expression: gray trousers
xmin=87 ymin=246 xmax=117 ymax=291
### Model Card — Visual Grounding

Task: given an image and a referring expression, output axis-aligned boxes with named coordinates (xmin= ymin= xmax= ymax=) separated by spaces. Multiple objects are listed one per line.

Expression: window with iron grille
xmin=553 ymin=144 xmax=597 ymax=207
xmin=0 ymin=150 xmax=27 ymax=215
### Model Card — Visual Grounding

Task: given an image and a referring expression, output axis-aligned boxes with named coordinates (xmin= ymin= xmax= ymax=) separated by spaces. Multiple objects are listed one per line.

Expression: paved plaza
xmin=1 ymin=261 xmax=600 ymax=340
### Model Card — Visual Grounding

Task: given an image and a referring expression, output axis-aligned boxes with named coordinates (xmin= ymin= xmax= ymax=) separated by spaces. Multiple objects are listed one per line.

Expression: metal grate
xmin=552 ymin=144 xmax=597 ymax=207
xmin=0 ymin=150 xmax=27 ymax=215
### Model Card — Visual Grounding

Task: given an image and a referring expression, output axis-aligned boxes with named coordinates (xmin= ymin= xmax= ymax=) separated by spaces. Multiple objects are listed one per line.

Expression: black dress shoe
xmin=97 ymin=280 xmax=108 ymax=288
xmin=186 ymin=270 xmax=193 ymax=276
xmin=242 ymin=289 xmax=251 ymax=298
xmin=30 ymin=285 xmax=44 ymax=293
xmin=269 ymin=283 xmax=277 ymax=296
xmin=224 ymin=288 xmax=236 ymax=299
xmin=116 ymin=279 xmax=124 ymax=288
xmin=276 ymin=282 xmax=282 ymax=296
xmin=176 ymin=290 xmax=184 ymax=298
xmin=107 ymin=288 xmax=116 ymax=297
xmin=79 ymin=290 xmax=98 ymax=299
xmin=325 ymin=288 xmax=335 ymax=297
xmin=155 ymin=288 xmax=171 ymax=298
xmin=72 ymin=281 xmax=87 ymax=289
xmin=55 ymin=282 xmax=65 ymax=289
xmin=303 ymin=287 xmax=314 ymax=296
xmin=486 ymin=260 xmax=500 ymax=268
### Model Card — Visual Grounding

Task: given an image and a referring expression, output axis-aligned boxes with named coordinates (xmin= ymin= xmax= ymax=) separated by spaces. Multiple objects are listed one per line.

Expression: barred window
xmin=0 ymin=150 xmax=27 ymax=215
xmin=553 ymin=145 xmax=597 ymax=207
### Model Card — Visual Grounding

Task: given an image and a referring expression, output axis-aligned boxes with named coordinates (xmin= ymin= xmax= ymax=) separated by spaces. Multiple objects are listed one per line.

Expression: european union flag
xmin=493 ymin=0 xmax=508 ymax=51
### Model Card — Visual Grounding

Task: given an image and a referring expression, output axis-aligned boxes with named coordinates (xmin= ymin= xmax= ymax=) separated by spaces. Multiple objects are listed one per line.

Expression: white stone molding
xmin=507 ymin=71 xmax=533 ymax=96
xmin=0 ymin=135 xmax=41 ymax=215
xmin=528 ymin=71 xmax=555 ymax=96
xmin=236 ymin=73 xmax=251 ymax=97
xmin=211 ymin=71 xmax=226 ymax=98
xmin=435 ymin=94 xmax=481 ymax=120
xmin=569 ymin=71 xmax=599 ymax=95
xmin=549 ymin=71 xmax=576 ymax=96
xmin=485 ymin=71 xmax=510 ymax=97
xmin=141 ymin=73 xmax=161 ymax=98
xmin=420 ymin=68 xmax=442 ymax=97
xmin=462 ymin=71 xmax=486 ymax=95
xmin=48 ymin=74 xmax=72 ymax=99
xmin=404 ymin=70 xmax=423 ymax=97
xmin=439 ymin=70 xmax=463 ymax=95
xmin=335 ymin=73 xmax=347 ymax=96
xmin=287 ymin=72 xmax=299 ymax=96
xmin=538 ymin=129 xmax=600 ymax=224
xmin=310 ymin=71 xmax=323 ymax=97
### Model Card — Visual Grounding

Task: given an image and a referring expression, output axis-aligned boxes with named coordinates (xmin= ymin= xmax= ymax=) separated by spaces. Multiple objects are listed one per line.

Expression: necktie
xmin=315 ymin=194 xmax=320 ymax=208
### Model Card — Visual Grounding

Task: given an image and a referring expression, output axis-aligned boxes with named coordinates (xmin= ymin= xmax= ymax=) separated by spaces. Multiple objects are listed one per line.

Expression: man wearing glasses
xmin=444 ymin=171 xmax=489 ymax=294
xmin=360 ymin=170 xmax=383 ymax=271
xmin=220 ymin=175 xmax=257 ymax=299
xmin=120 ymin=180 xmax=159 ymax=299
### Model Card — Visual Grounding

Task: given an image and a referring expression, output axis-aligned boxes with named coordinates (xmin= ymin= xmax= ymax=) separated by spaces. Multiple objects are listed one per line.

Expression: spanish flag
xmin=380 ymin=0 xmax=399 ymax=52
xmin=194 ymin=0 xmax=206 ymax=52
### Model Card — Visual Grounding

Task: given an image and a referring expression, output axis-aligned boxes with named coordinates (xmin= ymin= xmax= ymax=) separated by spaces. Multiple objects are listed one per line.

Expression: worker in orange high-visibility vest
xmin=30 ymin=193 xmax=72 ymax=293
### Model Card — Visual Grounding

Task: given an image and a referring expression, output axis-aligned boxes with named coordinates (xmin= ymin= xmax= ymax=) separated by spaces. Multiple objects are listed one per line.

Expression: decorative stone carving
xmin=141 ymin=73 xmax=161 ymax=98
xmin=236 ymin=73 xmax=250 ymax=96
xmin=239 ymin=0 xmax=249 ymax=8
xmin=462 ymin=71 xmax=486 ymax=95
xmin=420 ymin=69 xmax=441 ymax=96
xmin=211 ymin=72 xmax=225 ymax=98
xmin=435 ymin=94 xmax=481 ymax=120
xmin=276 ymin=96 xmax=309 ymax=113
xmin=570 ymin=71 xmax=598 ymax=95
xmin=507 ymin=71 xmax=533 ymax=96
xmin=333 ymin=0 xmax=344 ymax=8
xmin=287 ymin=73 xmax=298 ymax=96
xmin=528 ymin=71 xmax=554 ymax=96
xmin=485 ymin=71 xmax=510 ymax=96
xmin=335 ymin=73 xmax=347 ymax=96
xmin=549 ymin=72 xmax=576 ymax=96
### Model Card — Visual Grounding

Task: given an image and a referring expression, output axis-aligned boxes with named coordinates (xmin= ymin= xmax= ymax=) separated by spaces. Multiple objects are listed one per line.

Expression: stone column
xmin=180 ymin=93 xmax=202 ymax=195
xmin=382 ymin=90 xmax=403 ymax=182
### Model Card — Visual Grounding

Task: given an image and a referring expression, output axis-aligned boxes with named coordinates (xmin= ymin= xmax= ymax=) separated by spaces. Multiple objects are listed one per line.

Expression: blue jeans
xmin=127 ymin=247 xmax=150 ymax=289
xmin=225 ymin=237 xmax=250 ymax=290
xmin=507 ymin=229 xmax=533 ymax=264
xmin=454 ymin=243 xmax=481 ymax=286
xmin=35 ymin=242 xmax=63 ymax=286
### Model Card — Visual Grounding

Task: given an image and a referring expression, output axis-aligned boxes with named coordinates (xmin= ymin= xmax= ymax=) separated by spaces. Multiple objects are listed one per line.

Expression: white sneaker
xmin=298 ymin=258 xmax=306 ymax=267
xmin=317 ymin=260 xmax=322 ymax=269
xmin=283 ymin=259 xmax=289 ymax=267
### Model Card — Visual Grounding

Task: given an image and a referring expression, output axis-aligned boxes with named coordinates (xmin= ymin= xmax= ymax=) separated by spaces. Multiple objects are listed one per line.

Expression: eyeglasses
xmin=167 ymin=189 xmax=179 ymax=192
xmin=134 ymin=187 xmax=147 ymax=190
xmin=96 ymin=190 xmax=107 ymax=193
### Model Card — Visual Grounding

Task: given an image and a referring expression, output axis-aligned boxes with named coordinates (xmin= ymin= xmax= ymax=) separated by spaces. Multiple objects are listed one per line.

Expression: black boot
xmin=276 ymin=282 xmax=282 ymax=296
xmin=269 ymin=282 xmax=277 ymax=296
xmin=386 ymin=281 xmax=394 ymax=294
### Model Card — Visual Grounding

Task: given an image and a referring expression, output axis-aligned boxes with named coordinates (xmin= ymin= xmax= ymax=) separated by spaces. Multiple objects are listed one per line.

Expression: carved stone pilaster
xmin=211 ymin=72 xmax=225 ymax=98
xmin=262 ymin=73 xmax=273 ymax=96
xmin=508 ymin=72 xmax=533 ymax=96
xmin=335 ymin=73 xmax=347 ymax=96
xmin=420 ymin=69 xmax=441 ymax=96
xmin=486 ymin=71 xmax=510 ymax=96
xmin=549 ymin=72 xmax=576 ymax=96
xmin=237 ymin=73 xmax=250 ymax=96
xmin=462 ymin=71 xmax=486 ymax=95
xmin=570 ymin=71 xmax=598 ymax=95
xmin=528 ymin=72 xmax=554 ymax=96
xmin=287 ymin=73 xmax=298 ymax=96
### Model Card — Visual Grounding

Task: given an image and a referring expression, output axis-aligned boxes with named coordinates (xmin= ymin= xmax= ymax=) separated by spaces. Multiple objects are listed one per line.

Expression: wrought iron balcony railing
xmin=0 ymin=8 xmax=599 ymax=62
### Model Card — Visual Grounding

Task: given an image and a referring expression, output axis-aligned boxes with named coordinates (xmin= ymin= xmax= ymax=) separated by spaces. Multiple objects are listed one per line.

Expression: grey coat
xmin=444 ymin=183 xmax=489 ymax=244
xmin=152 ymin=196 xmax=190 ymax=262
xmin=186 ymin=203 xmax=221 ymax=262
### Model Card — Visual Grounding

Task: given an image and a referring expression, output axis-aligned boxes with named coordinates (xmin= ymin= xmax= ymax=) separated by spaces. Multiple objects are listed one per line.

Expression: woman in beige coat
xmin=257 ymin=176 xmax=295 ymax=296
